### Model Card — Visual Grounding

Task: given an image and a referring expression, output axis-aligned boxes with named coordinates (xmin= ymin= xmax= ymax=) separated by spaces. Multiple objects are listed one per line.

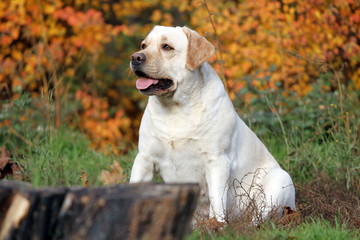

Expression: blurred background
xmin=0 ymin=0 xmax=359 ymax=187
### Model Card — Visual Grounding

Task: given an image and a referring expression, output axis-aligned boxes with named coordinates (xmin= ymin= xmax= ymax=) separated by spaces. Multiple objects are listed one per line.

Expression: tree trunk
xmin=0 ymin=181 xmax=200 ymax=240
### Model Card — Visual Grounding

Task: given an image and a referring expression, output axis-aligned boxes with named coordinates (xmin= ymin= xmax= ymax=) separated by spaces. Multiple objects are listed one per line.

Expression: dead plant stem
xmin=203 ymin=0 xmax=229 ymax=93
xmin=331 ymin=65 xmax=350 ymax=144
xmin=37 ymin=0 xmax=61 ymax=131
xmin=265 ymin=96 xmax=290 ymax=169
xmin=9 ymin=126 xmax=33 ymax=147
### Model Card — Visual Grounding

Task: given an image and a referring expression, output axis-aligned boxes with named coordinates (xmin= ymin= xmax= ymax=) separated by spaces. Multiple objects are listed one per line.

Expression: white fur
xmin=129 ymin=26 xmax=295 ymax=221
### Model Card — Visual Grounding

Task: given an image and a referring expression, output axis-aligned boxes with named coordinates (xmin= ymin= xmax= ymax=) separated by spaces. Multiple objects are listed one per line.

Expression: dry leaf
xmin=0 ymin=146 xmax=10 ymax=170
xmin=0 ymin=147 xmax=23 ymax=180
xmin=278 ymin=206 xmax=301 ymax=226
xmin=100 ymin=160 xmax=126 ymax=185
xmin=203 ymin=217 xmax=225 ymax=232
xmin=80 ymin=169 xmax=88 ymax=187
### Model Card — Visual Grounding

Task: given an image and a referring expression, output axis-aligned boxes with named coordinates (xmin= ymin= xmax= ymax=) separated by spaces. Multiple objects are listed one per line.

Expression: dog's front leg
xmin=129 ymin=153 xmax=154 ymax=183
xmin=205 ymin=157 xmax=230 ymax=222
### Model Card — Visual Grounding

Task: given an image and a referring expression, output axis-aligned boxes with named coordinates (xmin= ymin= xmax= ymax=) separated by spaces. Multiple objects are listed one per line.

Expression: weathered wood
xmin=0 ymin=180 xmax=200 ymax=240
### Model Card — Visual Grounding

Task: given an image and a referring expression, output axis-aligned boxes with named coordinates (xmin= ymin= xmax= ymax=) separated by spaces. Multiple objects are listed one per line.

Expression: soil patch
xmin=296 ymin=175 xmax=360 ymax=229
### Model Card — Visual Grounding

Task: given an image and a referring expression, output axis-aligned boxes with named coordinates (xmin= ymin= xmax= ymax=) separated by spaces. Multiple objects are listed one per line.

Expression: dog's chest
xmin=159 ymin=135 xmax=208 ymax=182
xmin=145 ymin=102 xmax=217 ymax=182
xmin=150 ymin=102 xmax=210 ymax=137
xmin=151 ymin=118 xmax=210 ymax=182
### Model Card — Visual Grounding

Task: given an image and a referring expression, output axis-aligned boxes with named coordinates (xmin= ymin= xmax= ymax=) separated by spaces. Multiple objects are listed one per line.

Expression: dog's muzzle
xmin=130 ymin=52 xmax=174 ymax=96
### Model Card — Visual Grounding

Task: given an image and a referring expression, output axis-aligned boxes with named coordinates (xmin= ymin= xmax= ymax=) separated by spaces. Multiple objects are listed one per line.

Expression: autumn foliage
xmin=1 ymin=0 xmax=359 ymax=152
xmin=188 ymin=0 xmax=360 ymax=98
xmin=0 ymin=0 xmax=119 ymax=98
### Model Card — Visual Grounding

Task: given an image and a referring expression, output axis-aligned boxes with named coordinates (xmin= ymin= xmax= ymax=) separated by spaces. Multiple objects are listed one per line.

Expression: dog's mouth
xmin=135 ymin=71 xmax=173 ymax=96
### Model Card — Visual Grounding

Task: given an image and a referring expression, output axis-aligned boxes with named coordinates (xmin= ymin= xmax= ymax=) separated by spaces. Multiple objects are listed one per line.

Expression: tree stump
xmin=0 ymin=180 xmax=200 ymax=240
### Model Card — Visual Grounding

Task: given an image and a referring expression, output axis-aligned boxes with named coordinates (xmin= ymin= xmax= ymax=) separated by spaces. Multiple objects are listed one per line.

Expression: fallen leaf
xmin=0 ymin=146 xmax=10 ymax=170
xmin=80 ymin=169 xmax=88 ymax=187
xmin=100 ymin=160 xmax=126 ymax=185
xmin=0 ymin=147 xmax=24 ymax=180
xmin=278 ymin=206 xmax=301 ymax=226
xmin=204 ymin=217 xmax=225 ymax=232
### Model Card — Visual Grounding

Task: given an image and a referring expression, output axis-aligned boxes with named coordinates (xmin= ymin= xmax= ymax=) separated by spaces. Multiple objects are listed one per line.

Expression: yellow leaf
xmin=65 ymin=68 xmax=75 ymax=77
xmin=43 ymin=3 xmax=55 ymax=15
xmin=151 ymin=9 xmax=162 ymax=23
xmin=11 ymin=50 xmax=22 ymax=60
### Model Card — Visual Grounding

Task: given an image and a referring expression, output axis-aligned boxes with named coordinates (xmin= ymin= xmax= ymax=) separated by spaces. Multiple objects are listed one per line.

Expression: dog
xmin=129 ymin=26 xmax=295 ymax=222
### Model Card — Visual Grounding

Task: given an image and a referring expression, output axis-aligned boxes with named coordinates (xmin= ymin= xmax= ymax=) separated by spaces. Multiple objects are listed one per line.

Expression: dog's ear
xmin=182 ymin=26 xmax=215 ymax=71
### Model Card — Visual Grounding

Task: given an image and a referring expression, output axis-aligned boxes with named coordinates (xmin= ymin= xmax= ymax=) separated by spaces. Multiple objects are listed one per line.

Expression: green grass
xmin=238 ymin=75 xmax=360 ymax=192
xmin=0 ymin=93 xmax=135 ymax=187
xmin=187 ymin=219 xmax=358 ymax=240
xmin=15 ymin=128 xmax=117 ymax=186
xmin=5 ymin=127 xmax=137 ymax=187
xmin=2 ymin=125 xmax=133 ymax=187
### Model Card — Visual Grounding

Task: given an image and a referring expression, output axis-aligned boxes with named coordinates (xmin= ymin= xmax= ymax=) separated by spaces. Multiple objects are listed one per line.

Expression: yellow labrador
xmin=129 ymin=26 xmax=295 ymax=221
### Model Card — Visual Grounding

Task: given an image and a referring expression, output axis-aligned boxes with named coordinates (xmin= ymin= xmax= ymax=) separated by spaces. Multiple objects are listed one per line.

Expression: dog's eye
xmin=141 ymin=43 xmax=146 ymax=49
xmin=162 ymin=44 xmax=174 ymax=51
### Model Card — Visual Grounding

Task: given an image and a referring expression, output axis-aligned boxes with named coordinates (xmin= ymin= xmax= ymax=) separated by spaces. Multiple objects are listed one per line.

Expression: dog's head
xmin=130 ymin=26 xmax=215 ymax=96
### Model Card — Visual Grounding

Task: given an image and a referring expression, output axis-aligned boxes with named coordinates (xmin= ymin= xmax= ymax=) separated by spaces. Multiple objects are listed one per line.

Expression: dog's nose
xmin=131 ymin=52 xmax=146 ymax=65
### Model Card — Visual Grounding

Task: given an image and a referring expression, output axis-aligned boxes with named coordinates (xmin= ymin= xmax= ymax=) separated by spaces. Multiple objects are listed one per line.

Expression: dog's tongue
xmin=136 ymin=78 xmax=159 ymax=90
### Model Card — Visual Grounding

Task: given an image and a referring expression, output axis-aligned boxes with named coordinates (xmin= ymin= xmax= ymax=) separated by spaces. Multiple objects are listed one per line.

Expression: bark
xmin=0 ymin=181 xmax=200 ymax=240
